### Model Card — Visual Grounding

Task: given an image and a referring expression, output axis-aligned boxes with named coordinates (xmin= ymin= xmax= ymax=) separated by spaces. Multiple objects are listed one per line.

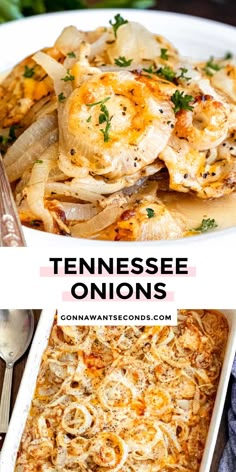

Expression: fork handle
xmin=0 ymin=155 xmax=25 ymax=247
xmin=0 ymin=364 xmax=13 ymax=433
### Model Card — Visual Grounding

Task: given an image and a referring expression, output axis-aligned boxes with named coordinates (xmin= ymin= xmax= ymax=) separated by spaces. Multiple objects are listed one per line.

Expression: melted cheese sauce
xmin=158 ymin=191 xmax=236 ymax=231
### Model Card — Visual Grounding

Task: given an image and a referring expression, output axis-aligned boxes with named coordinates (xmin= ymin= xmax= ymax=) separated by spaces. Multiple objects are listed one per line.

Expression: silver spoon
xmin=0 ymin=309 xmax=34 ymax=447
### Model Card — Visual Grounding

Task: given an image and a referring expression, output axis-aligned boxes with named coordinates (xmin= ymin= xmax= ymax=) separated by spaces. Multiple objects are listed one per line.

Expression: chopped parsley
xmin=67 ymin=51 xmax=76 ymax=58
xmin=192 ymin=218 xmax=218 ymax=233
xmin=86 ymin=115 xmax=92 ymax=122
xmin=86 ymin=97 xmax=111 ymax=108
xmin=146 ymin=208 xmax=155 ymax=218
xmin=177 ymin=67 xmax=191 ymax=81
xmin=157 ymin=65 xmax=176 ymax=82
xmin=23 ymin=65 xmax=35 ymax=78
xmin=0 ymin=135 xmax=8 ymax=145
xmin=143 ymin=65 xmax=155 ymax=74
xmin=86 ymin=97 xmax=111 ymax=142
xmin=99 ymin=102 xmax=111 ymax=142
xmin=109 ymin=14 xmax=128 ymax=38
xmin=160 ymin=48 xmax=169 ymax=60
xmin=58 ymin=92 xmax=66 ymax=102
xmin=224 ymin=51 xmax=233 ymax=60
xmin=9 ymin=125 xmax=20 ymax=142
xmin=203 ymin=57 xmax=221 ymax=76
xmin=61 ymin=69 xmax=75 ymax=81
xmin=171 ymin=90 xmax=194 ymax=114
xmin=114 ymin=56 xmax=133 ymax=67
xmin=35 ymin=159 xmax=43 ymax=164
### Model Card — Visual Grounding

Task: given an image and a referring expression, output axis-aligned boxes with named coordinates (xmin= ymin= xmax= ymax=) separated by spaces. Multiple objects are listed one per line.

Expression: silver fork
xmin=0 ymin=153 xmax=25 ymax=247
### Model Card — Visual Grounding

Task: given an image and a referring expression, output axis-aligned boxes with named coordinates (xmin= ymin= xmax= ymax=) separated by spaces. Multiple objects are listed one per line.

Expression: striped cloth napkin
xmin=219 ymin=356 xmax=236 ymax=471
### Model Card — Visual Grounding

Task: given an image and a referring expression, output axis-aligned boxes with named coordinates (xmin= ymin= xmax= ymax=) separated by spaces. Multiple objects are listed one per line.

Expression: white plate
xmin=0 ymin=309 xmax=235 ymax=471
xmin=0 ymin=9 xmax=236 ymax=247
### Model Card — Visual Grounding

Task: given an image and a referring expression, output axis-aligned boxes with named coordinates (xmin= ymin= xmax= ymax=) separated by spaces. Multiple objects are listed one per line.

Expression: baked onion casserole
xmin=15 ymin=310 xmax=228 ymax=471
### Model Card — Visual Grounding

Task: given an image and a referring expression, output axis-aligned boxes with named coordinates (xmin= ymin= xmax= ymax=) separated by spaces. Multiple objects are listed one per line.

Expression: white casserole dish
xmin=0 ymin=308 xmax=235 ymax=471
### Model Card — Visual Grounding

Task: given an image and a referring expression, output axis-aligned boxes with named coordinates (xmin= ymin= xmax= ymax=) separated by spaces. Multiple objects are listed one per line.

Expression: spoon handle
xmin=0 ymin=364 xmax=13 ymax=433
xmin=0 ymin=154 xmax=26 ymax=247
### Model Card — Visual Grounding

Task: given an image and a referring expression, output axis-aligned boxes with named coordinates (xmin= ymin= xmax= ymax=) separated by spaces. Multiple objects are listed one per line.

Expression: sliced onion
xmin=62 ymin=403 xmax=92 ymax=435
xmin=89 ymin=31 xmax=109 ymax=59
xmin=59 ymin=202 xmax=98 ymax=221
xmin=6 ymin=127 xmax=58 ymax=182
xmin=55 ymin=26 xmax=85 ymax=55
xmin=45 ymin=181 xmax=102 ymax=202
xmin=70 ymin=203 xmax=124 ymax=238
xmin=107 ymin=22 xmax=161 ymax=65
xmin=89 ymin=432 xmax=128 ymax=471
xmin=26 ymin=144 xmax=58 ymax=232
xmin=33 ymin=51 xmax=70 ymax=96
xmin=4 ymin=113 xmax=57 ymax=168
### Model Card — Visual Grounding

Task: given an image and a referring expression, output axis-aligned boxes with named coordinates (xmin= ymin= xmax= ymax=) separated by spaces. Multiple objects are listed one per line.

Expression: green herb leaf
xmin=160 ymin=48 xmax=168 ymax=60
xmin=86 ymin=115 xmax=92 ymax=122
xmin=9 ymin=124 xmax=20 ymax=142
xmin=146 ymin=208 xmax=155 ymax=218
xmin=23 ymin=65 xmax=35 ymax=78
xmin=86 ymin=97 xmax=111 ymax=142
xmin=0 ymin=135 xmax=8 ymax=145
xmin=58 ymin=92 xmax=66 ymax=102
xmin=100 ymin=122 xmax=111 ymax=142
xmin=86 ymin=97 xmax=111 ymax=108
xmin=109 ymin=14 xmax=128 ymax=38
xmin=192 ymin=218 xmax=218 ymax=233
xmin=99 ymin=113 xmax=106 ymax=124
xmin=203 ymin=57 xmax=221 ymax=76
xmin=156 ymin=65 xmax=176 ymax=82
xmin=171 ymin=90 xmax=194 ymax=114
xmin=114 ymin=56 xmax=133 ymax=67
xmin=224 ymin=51 xmax=233 ymax=60
xmin=35 ymin=159 xmax=43 ymax=164
xmin=61 ymin=69 xmax=75 ymax=82
xmin=99 ymin=102 xmax=111 ymax=142
xmin=67 ymin=51 xmax=76 ymax=58
xmin=143 ymin=65 xmax=155 ymax=74
xmin=177 ymin=67 xmax=191 ymax=81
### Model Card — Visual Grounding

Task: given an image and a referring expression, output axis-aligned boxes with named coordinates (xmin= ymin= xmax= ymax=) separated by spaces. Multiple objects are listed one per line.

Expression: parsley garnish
xmin=86 ymin=116 xmax=92 ymax=122
xmin=143 ymin=65 xmax=155 ymax=74
xmin=157 ymin=65 xmax=176 ymax=82
xmin=109 ymin=14 xmax=128 ymax=38
xmin=86 ymin=97 xmax=111 ymax=142
xmin=146 ymin=208 xmax=155 ymax=218
xmin=9 ymin=125 xmax=19 ymax=142
xmin=67 ymin=51 xmax=76 ymax=58
xmin=160 ymin=48 xmax=168 ymax=60
xmin=23 ymin=65 xmax=35 ymax=78
xmin=35 ymin=159 xmax=43 ymax=164
xmin=171 ymin=90 xmax=194 ymax=114
xmin=224 ymin=51 xmax=233 ymax=60
xmin=99 ymin=102 xmax=111 ymax=142
xmin=58 ymin=92 xmax=66 ymax=102
xmin=114 ymin=56 xmax=133 ymax=67
xmin=61 ymin=69 xmax=75 ymax=81
xmin=192 ymin=218 xmax=218 ymax=233
xmin=177 ymin=67 xmax=191 ymax=81
xmin=86 ymin=97 xmax=111 ymax=108
xmin=0 ymin=135 xmax=8 ymax=145
xmin=203 ymin=57 xmax=221 ymax=76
